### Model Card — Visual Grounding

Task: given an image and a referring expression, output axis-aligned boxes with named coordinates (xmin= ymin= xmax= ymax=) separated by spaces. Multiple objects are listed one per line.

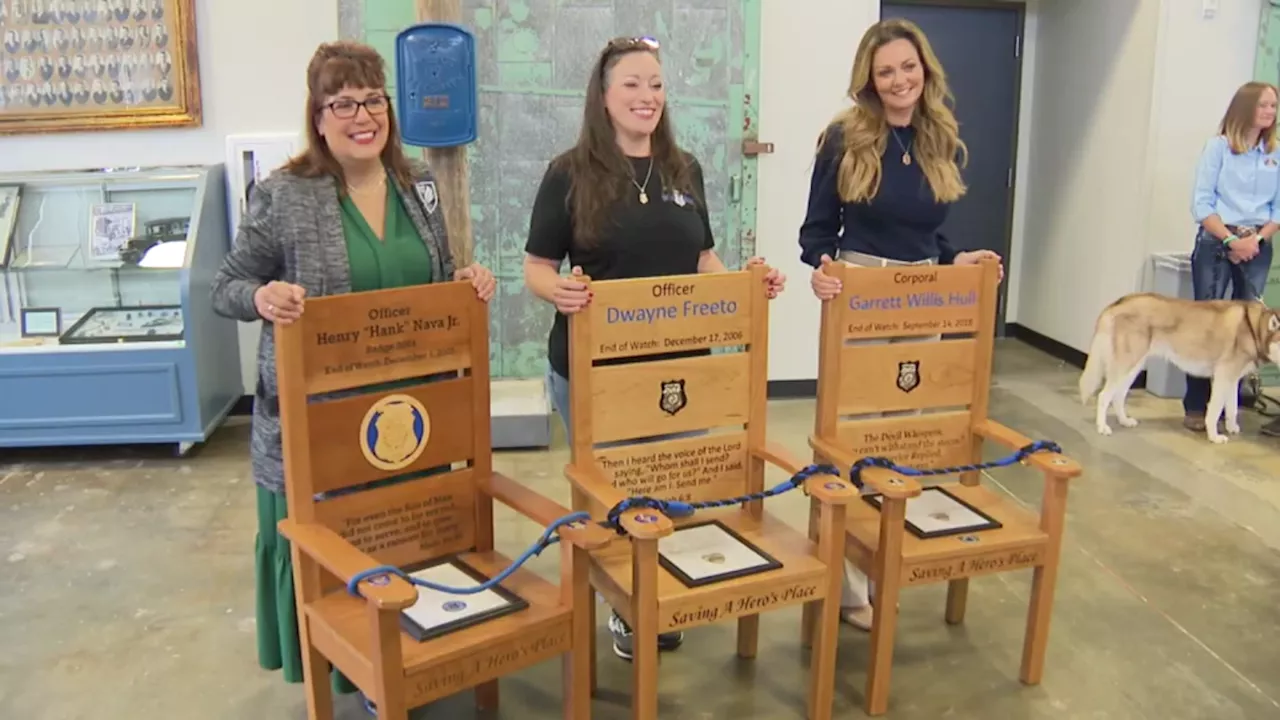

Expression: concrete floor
xmin=2 ymin=340 xmax=1279 ymax=719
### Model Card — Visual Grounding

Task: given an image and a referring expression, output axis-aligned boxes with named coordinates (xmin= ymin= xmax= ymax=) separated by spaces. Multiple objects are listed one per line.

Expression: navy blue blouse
xmin=798 ymin=121 xmax=959 ymax=267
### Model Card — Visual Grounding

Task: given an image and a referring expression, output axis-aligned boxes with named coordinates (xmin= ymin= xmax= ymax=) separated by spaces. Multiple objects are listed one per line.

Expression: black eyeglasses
xmin=323 ymin=95 xmax=389 ymax=119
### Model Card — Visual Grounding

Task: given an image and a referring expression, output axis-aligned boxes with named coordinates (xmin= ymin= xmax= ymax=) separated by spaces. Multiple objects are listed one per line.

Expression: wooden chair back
xmin=812 ymin=258 xmax=1000 ymax=479
xmin=566 ymin=266 xmax=771 ymax=515
xmin=273 ymin=281 xmax=495 ymax=586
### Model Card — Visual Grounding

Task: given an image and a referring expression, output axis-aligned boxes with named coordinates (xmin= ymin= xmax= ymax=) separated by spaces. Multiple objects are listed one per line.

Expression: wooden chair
xmin=802 ymin=257 xmax=1082 ymax=715
xmin=273 ymin=280 xmax=611 ymax=720
xmin=562 ymin=265 xmax=858 ymax=720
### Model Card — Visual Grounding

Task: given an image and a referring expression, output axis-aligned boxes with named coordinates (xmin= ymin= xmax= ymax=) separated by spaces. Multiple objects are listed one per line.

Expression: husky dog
xmin=1078 ymin=293 xmax=1280 ymax=443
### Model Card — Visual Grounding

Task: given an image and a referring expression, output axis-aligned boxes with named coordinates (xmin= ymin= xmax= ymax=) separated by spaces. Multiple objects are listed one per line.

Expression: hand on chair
xmin=746 ymin=256 xmax=786 ymax=299
xmin=810 ymin=254 xmax=842 ymax=301
xmin=455 ymin=262 xmax=497 ymax=302
xmin=553 ymin=265 xmax=592 ymax=315
xmin=953 ymin=250 xmax=1005 ymax=283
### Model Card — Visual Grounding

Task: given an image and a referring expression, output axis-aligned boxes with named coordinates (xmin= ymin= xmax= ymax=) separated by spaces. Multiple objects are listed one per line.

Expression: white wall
xmin=0 ymin=0 xmax=338 ymax=391
xmin=756 ymin=0 xmax=880 ymax=381
xmin=1017 ymin=0 xmax=1261 ymax=353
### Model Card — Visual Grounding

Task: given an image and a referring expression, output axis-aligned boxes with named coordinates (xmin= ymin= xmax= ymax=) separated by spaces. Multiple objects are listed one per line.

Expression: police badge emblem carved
xmin=896 ymin=360 xmax=920 ymax=393
xmin=659 ymin=379 xmax=687 ymax=415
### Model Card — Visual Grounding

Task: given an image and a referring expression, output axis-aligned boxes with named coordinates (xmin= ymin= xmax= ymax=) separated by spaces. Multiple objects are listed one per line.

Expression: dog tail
xmin=1078 ymin=312 xmax=1113 ymax=404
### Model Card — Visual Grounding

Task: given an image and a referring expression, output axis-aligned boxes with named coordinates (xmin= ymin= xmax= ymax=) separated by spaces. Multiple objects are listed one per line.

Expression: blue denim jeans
xmin=1183 ymin=228 xmax=1273 ymax=413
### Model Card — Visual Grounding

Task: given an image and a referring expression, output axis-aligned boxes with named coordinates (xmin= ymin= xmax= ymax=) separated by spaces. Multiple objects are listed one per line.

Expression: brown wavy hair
xmin=819 ymin=19 xmax=967 ymax=204
xmin=555 ymin=37 xmax=696 ymax=246
xmin=1220 ymin=81 xmax=1279 ymax=154
xmin=282 ymin=41 xmax=416 ymax=192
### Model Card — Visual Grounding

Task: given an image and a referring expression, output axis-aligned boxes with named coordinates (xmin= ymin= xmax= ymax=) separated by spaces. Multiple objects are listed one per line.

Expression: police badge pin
xmin=414 ymin=179 xmax=439 ymax=215
xmin=897 ymin=360 xmax=920 ymax=393
xmin=659 ymin=379 xmax=687 ymax=415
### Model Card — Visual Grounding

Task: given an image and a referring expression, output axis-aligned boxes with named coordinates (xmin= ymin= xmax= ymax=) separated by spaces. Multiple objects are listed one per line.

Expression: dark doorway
xmin=881 ymin=1 xmax=1024 ymax=335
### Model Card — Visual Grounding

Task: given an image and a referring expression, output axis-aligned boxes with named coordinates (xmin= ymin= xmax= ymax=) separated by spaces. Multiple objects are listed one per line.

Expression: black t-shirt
xmin=525 ymin=153 xmax=716 ymax=379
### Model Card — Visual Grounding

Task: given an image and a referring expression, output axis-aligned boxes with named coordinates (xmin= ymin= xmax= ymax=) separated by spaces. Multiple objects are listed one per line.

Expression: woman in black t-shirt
xmin=523 ymin=35 xmax=785 ymax=662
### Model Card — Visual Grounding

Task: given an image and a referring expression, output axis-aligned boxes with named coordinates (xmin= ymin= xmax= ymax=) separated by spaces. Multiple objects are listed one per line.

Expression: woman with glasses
xmin=211 ymin=40 xmax=495 ymax=713
xmin=522 ymin=35 xmax=786 ymax=662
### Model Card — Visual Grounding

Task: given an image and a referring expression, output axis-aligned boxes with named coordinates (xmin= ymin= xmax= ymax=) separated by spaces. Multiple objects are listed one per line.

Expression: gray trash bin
xmin=1144 ymin=252 xmax=1193 ymax=398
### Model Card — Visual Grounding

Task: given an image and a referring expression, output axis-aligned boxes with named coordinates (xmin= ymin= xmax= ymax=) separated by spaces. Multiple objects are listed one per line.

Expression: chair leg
xmin=565 ymin=548 xmax=593 ymax=719
xmin=944 ymin=578 xmax=968 ymax=625
xmin=864 ymin=498 xmax=906 ymax=717
xmin=800 ymin=497 xmax=821 ymax=649
xmin=588 ymin=594 xmax=598 ymax=695
xmin=300 ymin=631 xmax=335 ymax=720
xmin=737 ymin=615 xmax=759 ymax=659
xmin=1020 ymin=562 xmax=1061 ymax=685
xmin=475 ymin=680 xmax=499 ymax=712
xmin=631 ymin=539 xmax=660 ymax=720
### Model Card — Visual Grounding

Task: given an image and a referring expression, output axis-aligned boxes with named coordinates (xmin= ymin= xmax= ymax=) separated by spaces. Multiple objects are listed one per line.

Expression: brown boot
xmin=1183 ymin=413 xmax=1206 ymax=432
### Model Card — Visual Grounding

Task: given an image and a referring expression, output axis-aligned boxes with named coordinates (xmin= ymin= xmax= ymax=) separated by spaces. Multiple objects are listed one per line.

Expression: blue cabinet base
xmin=0 ymin=345 xmax=240 ymax=449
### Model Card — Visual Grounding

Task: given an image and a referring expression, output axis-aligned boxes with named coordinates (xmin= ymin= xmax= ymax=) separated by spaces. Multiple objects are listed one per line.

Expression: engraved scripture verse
xmin=340 ymin=495 xmax=463 ymax=556
xmin=597 ymin=437 xmax=745 ymax=502
xmin=853 ymin=424 xmax=969 ymax=467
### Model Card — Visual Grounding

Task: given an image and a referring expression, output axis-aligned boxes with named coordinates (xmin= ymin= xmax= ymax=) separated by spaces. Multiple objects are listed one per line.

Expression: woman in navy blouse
xmin=1186 ymin=81 xmax=1280 ymax=436
xmin=798 ymin=19 xmax=1002 ymax=631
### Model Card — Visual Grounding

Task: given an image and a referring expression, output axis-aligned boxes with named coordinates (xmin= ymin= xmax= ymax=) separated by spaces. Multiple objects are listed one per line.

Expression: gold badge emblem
xmin=360 ymin=394 xmax=431 ymax=471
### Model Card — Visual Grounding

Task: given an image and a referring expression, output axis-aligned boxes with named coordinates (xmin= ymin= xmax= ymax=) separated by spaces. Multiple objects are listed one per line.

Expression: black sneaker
xmin=608 ymin=611 xmax=683 ymax=660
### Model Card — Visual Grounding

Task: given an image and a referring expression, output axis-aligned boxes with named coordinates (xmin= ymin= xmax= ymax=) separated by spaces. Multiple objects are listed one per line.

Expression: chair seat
xmin=304 ymin=551 xmax=572 ymax=707
xmin=843 ymin=481 xmax=1049 ymax=587
xmin=588 ymin=508 xmax=831 ymax=634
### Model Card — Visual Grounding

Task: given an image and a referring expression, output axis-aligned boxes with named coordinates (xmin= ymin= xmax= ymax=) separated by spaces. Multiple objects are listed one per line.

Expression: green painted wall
xmin=340 ymin=0 xmax=762 ymax=379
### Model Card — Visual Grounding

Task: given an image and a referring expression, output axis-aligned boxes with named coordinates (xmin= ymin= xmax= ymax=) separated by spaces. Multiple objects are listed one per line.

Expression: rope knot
xmin=605 ymin=496 xmax=676 ymax=532
xmin=1016 ymin=440 xmax=1062 ymax=462
xmin=848 ymin=456 xmax=896 ymax=489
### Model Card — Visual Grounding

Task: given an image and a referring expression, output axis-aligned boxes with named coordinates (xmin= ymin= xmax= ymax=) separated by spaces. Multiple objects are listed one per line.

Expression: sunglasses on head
xmin=604 ymin=35 xmax=660 ymax=54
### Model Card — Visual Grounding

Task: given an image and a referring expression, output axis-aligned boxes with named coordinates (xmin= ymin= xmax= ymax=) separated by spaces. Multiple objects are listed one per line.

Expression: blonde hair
xmin=1220 ymin=81 xmax=1278 ymax=154
xmin=818 ymin=19 xmax=967 ymax=204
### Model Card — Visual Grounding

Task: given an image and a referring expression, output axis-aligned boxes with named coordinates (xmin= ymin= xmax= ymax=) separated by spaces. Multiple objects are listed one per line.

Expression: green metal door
xmin=340 ymin=0 xmax=761 ymax=379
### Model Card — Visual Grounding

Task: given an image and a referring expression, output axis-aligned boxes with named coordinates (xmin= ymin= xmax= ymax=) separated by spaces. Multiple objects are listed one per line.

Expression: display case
xmin=0 ymin=165 xmax=242 ymax=454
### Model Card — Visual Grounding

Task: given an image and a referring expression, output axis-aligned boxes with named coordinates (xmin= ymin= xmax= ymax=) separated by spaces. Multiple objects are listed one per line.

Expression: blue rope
xmin=344 ymin=441 xmax=1062 ymax=598
xmin=847 ymin=440 xmax=1062 ymax=491
xmin=602 ymin=463 xmax=841 ymax=532
xmin=346 ymin=511 xmax=591 ymax=598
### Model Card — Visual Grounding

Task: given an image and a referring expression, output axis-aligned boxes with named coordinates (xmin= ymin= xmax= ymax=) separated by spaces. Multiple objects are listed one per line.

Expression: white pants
xmin=837 ymin=250 xmax=941 ymax=608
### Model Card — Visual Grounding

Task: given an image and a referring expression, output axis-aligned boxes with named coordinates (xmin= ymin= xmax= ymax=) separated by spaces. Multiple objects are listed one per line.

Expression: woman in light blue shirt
xmin=1186 ymin=81 xmax=1279 ymax=435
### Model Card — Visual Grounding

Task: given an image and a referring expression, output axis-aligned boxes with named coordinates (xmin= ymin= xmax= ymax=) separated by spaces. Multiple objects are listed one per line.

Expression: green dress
xmin=254 ymin=180 xmax=436 ymax=694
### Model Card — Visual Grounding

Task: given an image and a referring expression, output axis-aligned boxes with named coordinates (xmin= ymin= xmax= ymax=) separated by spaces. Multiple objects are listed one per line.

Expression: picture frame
xmin=396 ymin=556 xmax=529 ymax=643
xmin=20 ymin=306 xmax=61 ymax=337
xmin=0 ymin=0 xmax=202 ymax=136
xmin=0 ymin=184 xmax=19 ymax=267
xmin=59 ymin=304 xmax=183 ymax=344
xmin=657 ymin=519 xmax=784 ymax=589
xmin=861 ymin=486 xmax=1004 ymax=539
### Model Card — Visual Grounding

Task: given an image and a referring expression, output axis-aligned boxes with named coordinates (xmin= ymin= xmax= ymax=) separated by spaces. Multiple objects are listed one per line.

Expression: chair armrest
xmin=973 ymin=419 xmax=1081 ymax=480
xmin=564 ymin=463 xmax=674 ymax=540
xmin=277 ymin=519 xmax=418 ymax=611
xmin=753 ymin=441 xmax=857 ymax=505
xmin=753 ymin=440 xmax=804 ymax=475
xmin=483 ymin=471 xmax=613 ymax=551
xmin=808 ymin=435 xmax=922 ymax=500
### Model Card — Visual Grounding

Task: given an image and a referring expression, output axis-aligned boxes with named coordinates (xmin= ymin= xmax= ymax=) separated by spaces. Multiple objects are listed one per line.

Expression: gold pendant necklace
xmin=631 ymin=157 xmax=654 ymax=204
xmin=890 ymin=127 xmax=913 ymax=165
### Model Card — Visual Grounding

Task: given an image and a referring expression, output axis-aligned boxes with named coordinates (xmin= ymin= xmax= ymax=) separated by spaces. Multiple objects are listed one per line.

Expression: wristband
xmin=1223 ymin=234 xmax=1238 ymax=245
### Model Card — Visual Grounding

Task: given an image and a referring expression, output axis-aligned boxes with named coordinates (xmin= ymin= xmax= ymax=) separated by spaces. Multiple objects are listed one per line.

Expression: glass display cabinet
xmin=0 ymin=164 xmax=242 ymax=454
